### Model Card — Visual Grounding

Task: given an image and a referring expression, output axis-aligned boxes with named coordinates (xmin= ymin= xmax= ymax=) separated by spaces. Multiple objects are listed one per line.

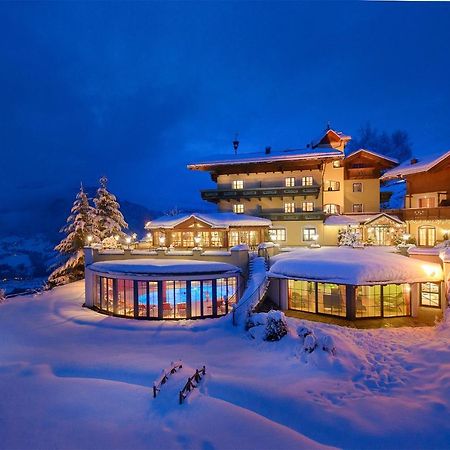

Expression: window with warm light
xmin=301 ymin=176 xmax=313 ymax=186
xmin=325 ymin=180 xmax=340 ymax=191
xmin=420 ymin=282 xmax=440 ymax=308
xmin=233 ymin=204 xmax=244 ymax=214
xmin=285 ymin=177 xmax=295 ymax=187
xmin=324 ymin=204 xmax=339 ymax=214
xmin=232 ymin=180 xmax=244 ymax=190
xmin=269 ymin=228 xmax=286 ymax=241
xmin=284 ymin=202 xmax=295 ymax=213
xmin=302 ymin=201 xmax=314 ymax=212
xmin=303 ymin=227 xmax=317 ymax=241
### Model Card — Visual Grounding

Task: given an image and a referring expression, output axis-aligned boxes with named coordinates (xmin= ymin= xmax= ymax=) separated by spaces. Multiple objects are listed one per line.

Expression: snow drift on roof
xmin=268 ymin=247 xmax=442 ymax=285
xmin=145 ymin=212 xmax=272 ymax=229
xmin=381 ymin=150 xmax=450 ymax=179
xmin=324 ymin=213 xmax=403 ymax=227
xmin=88 ymin=258 xmax=240 ymax=275
xmin=187 ymin=147 xmax=343 ymax=167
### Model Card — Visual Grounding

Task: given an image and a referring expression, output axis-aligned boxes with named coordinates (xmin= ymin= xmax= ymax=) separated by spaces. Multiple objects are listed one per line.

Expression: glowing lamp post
xmin=86 ymin=235 xmax=93 ymax=247
xmin=125 ymin=236 xmax=131 ymax=250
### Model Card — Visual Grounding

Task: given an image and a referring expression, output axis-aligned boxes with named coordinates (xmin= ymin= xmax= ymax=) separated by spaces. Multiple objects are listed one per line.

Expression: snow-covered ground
xmin=1 ymin=282 xmax=450 ymax=449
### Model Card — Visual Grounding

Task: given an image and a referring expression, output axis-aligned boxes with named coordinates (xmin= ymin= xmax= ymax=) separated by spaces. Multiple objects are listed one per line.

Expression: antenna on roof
xmin=232 ymin=132 xmax=240 ymax=155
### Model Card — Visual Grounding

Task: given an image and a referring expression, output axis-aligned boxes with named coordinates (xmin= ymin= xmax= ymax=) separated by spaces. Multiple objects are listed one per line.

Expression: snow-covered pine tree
xmin=94 ymin=176 xmax=128 ymax=241
xmin=48 ymin=184 xmax=97 ymax=287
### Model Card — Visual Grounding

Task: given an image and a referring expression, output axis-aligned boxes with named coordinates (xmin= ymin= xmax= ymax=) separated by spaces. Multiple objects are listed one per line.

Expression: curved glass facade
xmin=93 ymin=275 xmax=238 ymax=320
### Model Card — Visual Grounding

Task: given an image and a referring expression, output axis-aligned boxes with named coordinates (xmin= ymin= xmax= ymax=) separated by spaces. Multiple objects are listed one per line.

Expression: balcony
xmin=201 ymin=185 xmax=321 ymax=202
xmin=256 ymin=211 xmax=325 ymax=221
xmin=385 ymin=207 xmax=450 ymax=221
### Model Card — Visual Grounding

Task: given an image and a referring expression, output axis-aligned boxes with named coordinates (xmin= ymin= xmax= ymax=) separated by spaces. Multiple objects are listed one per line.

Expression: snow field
xmin=1 ymin=281 xmax=450 ymax=449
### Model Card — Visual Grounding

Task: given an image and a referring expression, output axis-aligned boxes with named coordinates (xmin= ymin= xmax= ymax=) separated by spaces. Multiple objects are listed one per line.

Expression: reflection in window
xmin=191 ymin=281 xmax=202 ymax=317
xmin=203 ymin=280 xmax=213 ymax=316
xmin=420 ymin=282 xmax=440 ymax=308
xmin=317 ymin=283 xmax=346 ymax=317
xmin=163 ymin=281 xmax=174 ymax=318
xmin=149 ymin=282 xmax=158 ymax=318
xmin=383 ymin=284 xmax=410 ymax=317
xmin=288 ymin=280 xmax=316 ymax=313
xmin=356 ymin=285 xmax=381 ymax=318
xmin=217 ymin=278 xmax=227 ymax=315
xmin=117 ymin=279 xmax=134 ymax=317
xmin=175 ymin=281 xmax=187 ymax=319
xmin=137 ymin=281 xmax=147 ymax=317
xmin=101 ymin=278 xmax=114 ymax=313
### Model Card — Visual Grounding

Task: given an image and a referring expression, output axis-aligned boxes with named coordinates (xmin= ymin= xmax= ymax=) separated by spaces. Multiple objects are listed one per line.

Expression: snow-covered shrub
xmin=246 ymin=312 xmax=268 ymax=330
xmin=101 ymin=236 xmax=119 ymax=249
xmin=264 ymin=310 xmax=288 ymax=341
xmin=303 ymin=334 xmax=317 ymax=353
xmin=318 ymin=334 xmax=336 ymax=355
xmin=297 ymin=325 xmax=312 ymax=339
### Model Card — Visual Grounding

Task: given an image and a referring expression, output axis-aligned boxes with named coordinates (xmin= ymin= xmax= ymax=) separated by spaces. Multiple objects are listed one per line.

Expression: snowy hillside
xmin=1 ymin=282 xmax=450 ymax=449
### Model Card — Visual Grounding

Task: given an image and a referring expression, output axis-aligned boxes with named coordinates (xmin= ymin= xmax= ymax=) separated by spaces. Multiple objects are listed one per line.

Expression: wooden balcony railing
xmin=385 ymin=207 xmax=450 ymax=221
xmin=256 ymin=211 xmax=325 ymax=221
xmin=201 ymin=185 xmax=320 ymax=202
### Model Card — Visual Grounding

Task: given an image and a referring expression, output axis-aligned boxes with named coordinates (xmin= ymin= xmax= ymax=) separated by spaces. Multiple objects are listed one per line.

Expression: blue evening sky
xmin=1 ymin=1 xmax=450 ymax=227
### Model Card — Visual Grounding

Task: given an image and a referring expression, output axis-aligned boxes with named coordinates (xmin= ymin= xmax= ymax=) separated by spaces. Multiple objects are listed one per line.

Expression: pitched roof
xmin=345 ymin=148 xmax=399 ymax=164
xmin=324 ymin=213 xmax=403 ymax=227
xmin=311 ymin=128 xmax=351 ymax=148
xmin=187 ymin=147 xmax=343 ymax=169
xmin=145 ymin=212 xmax=272 ymax=229
xmin=381 ymin=150 xmax=450 ymax=180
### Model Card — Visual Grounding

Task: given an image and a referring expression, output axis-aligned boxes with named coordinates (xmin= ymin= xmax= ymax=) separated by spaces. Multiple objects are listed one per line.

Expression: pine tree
xmin=94 ymin=176 xmax=128 ymax=241
xmin=48 ymin=184 xmax=97 ymax=287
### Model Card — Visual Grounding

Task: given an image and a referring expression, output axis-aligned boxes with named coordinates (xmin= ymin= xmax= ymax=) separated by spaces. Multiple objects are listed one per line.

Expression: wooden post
xmin=153 ymin=384 xmax=157 ymax=398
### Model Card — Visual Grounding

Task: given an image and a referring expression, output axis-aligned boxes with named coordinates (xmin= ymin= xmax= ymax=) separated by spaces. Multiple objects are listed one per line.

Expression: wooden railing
xmin=179 ymin=366 xmax=206 ymax=404
xmin=152 ymin=361 xmax=183 ymax=398
xmin=386 ymin=207 xmax=450 ymax=221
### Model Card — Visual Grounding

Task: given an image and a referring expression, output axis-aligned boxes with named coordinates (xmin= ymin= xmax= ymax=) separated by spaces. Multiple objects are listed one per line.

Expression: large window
xmin=324 ymin=204 xmax=340 ymax=215
xmin=232 ymin=180 xmax=244 ymax=190
xmin=325 ymin=180 xmax=340 ymax=191
xmin=317 ymin=283 xmax=346 ymax=317
xmin=301 ymin=176 xmax=313 ymax=186
xmin=288 ymin=280 xmax=316 ymax=313
xmin=163 ymin=281 xmax=187 ymax=319
xmin=356 ymin=285 xmax=381 ymax=318
xmin=269 ymin=228 xmax=286 ymax=241
xmin=383 ymin=284 xmax=410 ymax=317
xmin=418 ymin=225 xmax=436 ymax=247
xmin=202 ymin=280 xmax=213 ymax=317
xmin=303 ymin=227 xmax=317 ymax=241
xmin=137 ymin=281 xmax=148 ymax=317
xmin=229 ymin=230 xmax=259 ymax=247
xmin=101 ymin=277 xmax=114 ymax=313
xmin=233 ymin=204 xmax=244 ymax=214
xmin=117 ymin=279 xmax=134 ymax=317
xmin=284 ymin=202 xmax=295 ymax=213
xmin=285 ymin=177 xmax=295 ymax=187
xmin=302 ymin=201 xmax=314 ymax=212
xmin=217 ymin=278 xmax=228 ymax=315
xmin=420 ymin=282 xmax=440 ymax=308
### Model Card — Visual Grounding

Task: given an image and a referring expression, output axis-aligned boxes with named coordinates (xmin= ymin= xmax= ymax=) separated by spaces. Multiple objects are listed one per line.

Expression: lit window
xmin=352 ymin=203 xmax=363 ymax=213
xmin=302 ymin=201 xmax=314 ymax=212
xmin=420 ymin=282 xmax=440 ymax=308
xmin=325 ymin=180 xmax=340 ymax=191
xmin=324 ymin=204 xmax=339 ymax=214
xmin=418 ymin=197 xmax=436 ymax=208
xmin=233 ymin=204 xmax=244 ymax=214
xmin=353 ymin=182 xmax=363 ymax=192
xmin=284 ymin=202 xmax=295 ymax=213
xmin=269 ymin=228 xmax=286 ymax=241
xmin=232 ymin=180 xmax=244 ymax=189
xmin=303 ymin=227 xmax=317 ymax=241
xmin=285 ymin=177 xmax=295 ymax=187
xmin=333 ymin=160 xmax=341 ymax=168
xmin=301 ymin=176 xmax=313 ymax=186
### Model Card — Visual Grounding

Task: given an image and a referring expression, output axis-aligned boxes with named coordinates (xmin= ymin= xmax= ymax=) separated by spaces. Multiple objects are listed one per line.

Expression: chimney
xmin=265 ymin=146 xmax=271 ymax=155
xmin=410 ymin=158 xmax=418 ymax=165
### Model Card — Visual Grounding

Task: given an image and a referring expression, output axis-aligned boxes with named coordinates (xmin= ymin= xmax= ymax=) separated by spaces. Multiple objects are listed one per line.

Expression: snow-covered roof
xmin=268 ymin=247 xmax=443 ymax=285
xmin=324 ymin=213 xmax=403 ymax=227
xmin=88 ymin=258 xmax=240 ymax=276
xmin=187 ymin=147 xmax=343 ymax=168
xmin=381 ymin=150 xmax=450 ymax=180
xmin=145 ymin=212 xmax=272 ymax=229
xmin=311 ymin=128 xmax=351 ymax=148
xmin=345 ymin=148 xmax=399 ymax=164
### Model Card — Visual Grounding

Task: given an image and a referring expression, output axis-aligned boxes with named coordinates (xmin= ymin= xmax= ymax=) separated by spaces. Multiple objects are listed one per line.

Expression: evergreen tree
xmin=48 ymin=184 xmax=97 ymax=287
xmin=94 ymin=176 xmax=128 ymax=240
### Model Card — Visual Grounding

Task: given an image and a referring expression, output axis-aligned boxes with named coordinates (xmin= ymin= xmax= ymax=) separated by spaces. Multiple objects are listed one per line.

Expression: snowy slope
xmin=1 ymin=282 xmax=450 ymax=449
